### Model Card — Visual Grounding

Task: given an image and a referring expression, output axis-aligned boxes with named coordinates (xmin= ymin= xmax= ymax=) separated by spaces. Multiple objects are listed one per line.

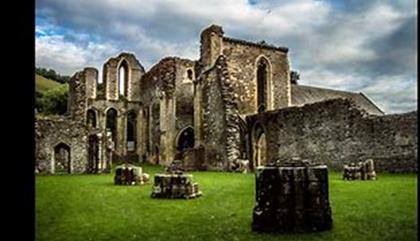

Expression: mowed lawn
xmin=36 ymin=165 xmax=417 ymax=241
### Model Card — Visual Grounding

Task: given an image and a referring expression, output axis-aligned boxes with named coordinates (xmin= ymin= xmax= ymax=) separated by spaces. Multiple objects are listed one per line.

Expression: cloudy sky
xmin=35 ymin=0 xmax=417 ymax=114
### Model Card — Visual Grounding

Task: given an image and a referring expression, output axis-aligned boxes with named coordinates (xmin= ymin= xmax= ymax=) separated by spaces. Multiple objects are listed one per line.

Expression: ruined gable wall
xmin=35 ymin=117 xmax=88 ymax=174
xmin=103 ymin=53 xmax=145 ymax=101
xmin=247 ymin=99 xmax=417 ymax=172
xmin=222 ymin=38 xmax=290 ymax=114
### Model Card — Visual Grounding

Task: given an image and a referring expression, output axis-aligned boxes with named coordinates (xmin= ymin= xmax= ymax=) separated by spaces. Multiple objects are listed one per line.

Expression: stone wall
xmin=140 ymin=57 xmax=196 ymax=164
xmin=175 ymin=82 xmax=194 ymax=132
xmin=35 ymin=117 xmax=88 ymax=174
xmin=222 ymin=37 xmax=291 ymax=114
xmin=174 ymin=59 xmax=195 ymax=144
xmin=200 ymin=56 xmax=242 ymax=170
xmin=199 ymin=25 xmax=291 ymax=116
xmin=87 ymin=99 xmax=142 ymax=159
xmin=246 ymin=99 xmax=417 ymax=172
xmin=201 ymin=65 xmax=227 ymax=169
xmin=103 ymin=52 xmax=145 ymax=101
xmin=68 ymin=70 xmax=87 ymax=124
xmin=84 ymin=67 xmax=98 ymax=99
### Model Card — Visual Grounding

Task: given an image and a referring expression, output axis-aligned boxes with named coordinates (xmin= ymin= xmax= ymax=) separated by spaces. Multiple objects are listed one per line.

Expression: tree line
xmin=36 ymin=66 xmax=70 ymax=116
xmin=36 ymin=67 xmax=71 ymax=84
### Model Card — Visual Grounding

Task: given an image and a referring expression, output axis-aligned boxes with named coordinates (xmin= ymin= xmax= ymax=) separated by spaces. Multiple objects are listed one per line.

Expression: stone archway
xmin=88 ymin=135 xmax=99 ymax=173
xmin=106 ymin=108 xmax=118 ymax=145
xmin=256 ymin=133 xmax=266 ymax=167
xmin=175 ymin=127 xmax=195 ymax=153
xmin=54 ymin=143 xmax=71 ymax=174
xmin=155 ymin=145 xmax=160 ymax=165
xmin=86 ymin=109 xmax=97 ymax=128
xmin=126 ymin=110 xmax=137 ymax=152
xmin=252 ymin=123 xmax=267 ymax=168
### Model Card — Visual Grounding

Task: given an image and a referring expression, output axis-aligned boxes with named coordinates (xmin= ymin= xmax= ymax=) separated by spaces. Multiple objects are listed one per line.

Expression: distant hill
xmin=35 ymin=74 xmax=63 ymax=94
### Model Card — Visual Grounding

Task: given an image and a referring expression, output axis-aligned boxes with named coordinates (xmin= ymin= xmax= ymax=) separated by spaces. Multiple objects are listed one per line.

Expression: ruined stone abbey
xmin=35 ymin=25 xmax=417 ymax=174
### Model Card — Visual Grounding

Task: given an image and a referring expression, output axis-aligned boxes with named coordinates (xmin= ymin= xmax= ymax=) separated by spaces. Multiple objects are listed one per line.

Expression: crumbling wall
xmin=201 ymin=56 xmax=241 ymax=170
xmin=35 ymin=117 xmax=88 ymax=174
xmin=201 ymin=65 xmax=227 ymax=169
xmin=68 ymin=70 xmax=87 ymax=123
xmin=246 ymin=99 xmax=417 ymax=172
xmin=84 ymin=67 xmax=98 ymax=99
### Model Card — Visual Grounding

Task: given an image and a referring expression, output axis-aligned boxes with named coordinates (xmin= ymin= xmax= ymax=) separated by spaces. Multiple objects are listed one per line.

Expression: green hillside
xmin=35 ymin=74 xmax=63 ymax=94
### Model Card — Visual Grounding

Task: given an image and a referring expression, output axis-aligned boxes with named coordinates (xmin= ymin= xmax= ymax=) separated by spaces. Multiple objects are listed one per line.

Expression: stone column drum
xmin=252 ymin=163 xmax=332 ymax=232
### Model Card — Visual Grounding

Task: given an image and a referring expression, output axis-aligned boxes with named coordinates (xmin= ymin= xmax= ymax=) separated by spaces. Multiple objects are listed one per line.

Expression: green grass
xmin=35 ymin=74 xmax=62 ymax=93
xmin=36 ymin=165 xmax=417 ymax=241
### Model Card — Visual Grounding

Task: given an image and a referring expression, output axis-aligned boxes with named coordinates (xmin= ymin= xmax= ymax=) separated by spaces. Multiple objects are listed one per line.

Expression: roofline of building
xmin=222 ymin=36 xmax=289 ymax=53
xmin=358 ymin=92 xmax=385 ymax=115
xmin=292 ymin=84 xmax=385 ymax=115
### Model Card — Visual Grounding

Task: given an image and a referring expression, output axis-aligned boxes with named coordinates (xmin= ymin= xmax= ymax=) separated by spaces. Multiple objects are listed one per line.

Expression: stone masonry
xmin=252 ymin=160 xmax=332 ymax=232
xmin=35 ymin=24 xmax=417 ymax=174
xmin=246 ymin=99 xmax=417 ymax=172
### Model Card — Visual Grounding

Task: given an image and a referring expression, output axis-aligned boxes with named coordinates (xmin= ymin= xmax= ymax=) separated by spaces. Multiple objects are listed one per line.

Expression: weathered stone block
xmin=252 ymin=163 xmax=332 ymax=233
xmin=151 ymin=173 xmax=202 ymax=199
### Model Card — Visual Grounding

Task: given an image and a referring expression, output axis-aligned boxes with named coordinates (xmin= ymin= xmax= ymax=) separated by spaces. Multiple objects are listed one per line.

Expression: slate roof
xmin=291 ymin=84 xmax=384 ymax=115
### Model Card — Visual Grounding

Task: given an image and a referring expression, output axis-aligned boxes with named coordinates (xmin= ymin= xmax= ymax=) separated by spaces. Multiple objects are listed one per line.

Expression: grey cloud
xmin=35 ymin=0 xmax=417 ymax=113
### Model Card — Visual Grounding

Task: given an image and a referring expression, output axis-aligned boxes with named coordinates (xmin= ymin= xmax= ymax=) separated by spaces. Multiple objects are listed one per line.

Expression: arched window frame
xmin=126 ymin=110 xmax=137 ymax=152
xmin=86 ymin=108 xmax=98 ymax=128
xmin=105 ymin=107 xmax=118 ymax=145
xmin=185 ymin=68 xmax=194 ymax=83
xmin=117 ymin=59 xmax=130 ymax=97
xmin=53 ymin=142 xmax=71 ymax=174
xmin=255 ymin=55 xmax=273 ymax=112
xmin=251 ymin=122 xmax=267 ymax=168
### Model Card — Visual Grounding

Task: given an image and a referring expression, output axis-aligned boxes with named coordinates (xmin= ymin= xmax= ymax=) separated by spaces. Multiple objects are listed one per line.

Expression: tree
xmin=40 ymin=84 xmax=69 ymax=115
xmin=35 ymin=91 xmax=44 ymax=113
xmin=290 ymin=70 xmax=300 ymax=84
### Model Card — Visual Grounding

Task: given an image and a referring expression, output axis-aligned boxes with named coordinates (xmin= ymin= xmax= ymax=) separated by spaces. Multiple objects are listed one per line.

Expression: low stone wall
xmin=151 ymin=173 xmax=202 ymax=199
xmin=35 ymin=116 xmax=88 ymax=174
xmin=246 ymin=99 xmax=417 ymax=173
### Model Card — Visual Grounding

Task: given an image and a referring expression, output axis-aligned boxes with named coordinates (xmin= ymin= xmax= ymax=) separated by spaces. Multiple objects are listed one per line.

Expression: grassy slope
xmin=36 ymin=166 xmax=417 ymax=241
xmin=35 ymin=74 xmax=62 ymax=93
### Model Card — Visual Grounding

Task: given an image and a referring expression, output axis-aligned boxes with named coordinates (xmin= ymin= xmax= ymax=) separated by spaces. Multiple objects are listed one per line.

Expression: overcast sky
xmin=35 ymin=0 xmax=417 ymax=114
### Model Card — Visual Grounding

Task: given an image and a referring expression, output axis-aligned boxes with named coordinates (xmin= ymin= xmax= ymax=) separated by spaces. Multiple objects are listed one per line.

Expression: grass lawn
xmin=36 ymin=165 xmax=417 ymax=241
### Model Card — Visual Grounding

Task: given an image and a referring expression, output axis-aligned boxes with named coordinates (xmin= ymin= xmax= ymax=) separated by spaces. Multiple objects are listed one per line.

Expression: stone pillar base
xmin=151 ymin=173 xmax=202 ymax=199
xmin=252 ymin=163 xmax=332 ymax=233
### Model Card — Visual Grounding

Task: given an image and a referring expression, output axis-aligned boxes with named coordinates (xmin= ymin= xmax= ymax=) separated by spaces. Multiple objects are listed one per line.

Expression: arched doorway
xmin=88 ymin=135 xmax=99 ymax=173
xmin=155 ymin=146 xmax=160 ymax=165
xmin=253 ymin=124 xmax=267 ymax=168
xmin=86 ymin=109 xmax=97 ymax=128
xmin=126 ymin=110 xmax=137 ymax=152
xmin=106 ymin=108 xmax=118 ymax=145
xmin=54 ymin=143 xmax=71 ymax=174
xmin=176 ymin=127 xmax=195 ymax=152
xmin=256 ymin=133 xmax=266 ymax=167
